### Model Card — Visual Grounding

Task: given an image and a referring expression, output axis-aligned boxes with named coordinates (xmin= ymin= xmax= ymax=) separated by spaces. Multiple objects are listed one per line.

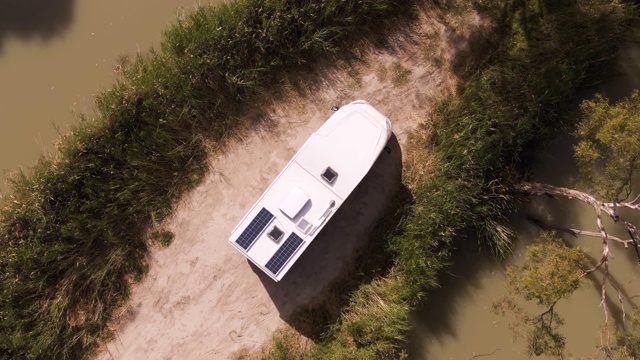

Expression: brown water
xmin=0 ymin=0 xmax=222 ymax=192
xmin=409 ymin=29 xmax=640 ymax=359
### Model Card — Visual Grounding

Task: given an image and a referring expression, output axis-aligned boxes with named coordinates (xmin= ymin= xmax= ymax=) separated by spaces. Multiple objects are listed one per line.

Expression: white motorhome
xmin=229 ymin=100 xmax=392 ymax=282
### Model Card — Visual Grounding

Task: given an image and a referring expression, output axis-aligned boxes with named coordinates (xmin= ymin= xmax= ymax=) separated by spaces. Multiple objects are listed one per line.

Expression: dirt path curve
xmin=96 ymin=13 xmax=463 ymax=360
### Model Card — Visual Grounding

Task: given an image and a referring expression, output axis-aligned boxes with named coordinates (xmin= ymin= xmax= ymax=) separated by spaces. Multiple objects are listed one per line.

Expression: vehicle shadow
xmin=0 ymin=0 xmax=75 ymax=54
xmin=251 ymin=133 xmax=404 ymax=329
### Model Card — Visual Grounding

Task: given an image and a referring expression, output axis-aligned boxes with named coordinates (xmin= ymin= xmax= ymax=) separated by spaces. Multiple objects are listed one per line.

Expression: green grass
xmin=150 ymin=230 xmax=174 ymax=247
xmin=389 ymin=62 xmax=412 ymax=87
xmin=375 ymin=62 xmax=412 ymax=86
xmin=259 ymin=0 xmax=636 ymax=358
xmin=421 ymin=31 xmax=444 ymax=68
xmin=0 ymin=0 xmax=415 ymax=358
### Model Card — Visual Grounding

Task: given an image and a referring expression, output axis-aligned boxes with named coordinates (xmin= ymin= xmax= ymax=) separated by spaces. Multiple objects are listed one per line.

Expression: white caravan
xmin=229 ymin=100 xmax=392 ymax=282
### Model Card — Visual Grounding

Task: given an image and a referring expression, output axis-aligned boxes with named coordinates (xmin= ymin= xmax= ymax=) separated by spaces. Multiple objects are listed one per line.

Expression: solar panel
xmin=265 ymin=233 xmax=305 ymax=276
xmin=235 ymin=208 xmax=274 ymax=250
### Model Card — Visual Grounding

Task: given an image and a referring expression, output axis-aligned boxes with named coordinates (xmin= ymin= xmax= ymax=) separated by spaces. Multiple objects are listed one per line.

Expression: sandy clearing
xmin=95 ymin=11 xmax=465 ymax=360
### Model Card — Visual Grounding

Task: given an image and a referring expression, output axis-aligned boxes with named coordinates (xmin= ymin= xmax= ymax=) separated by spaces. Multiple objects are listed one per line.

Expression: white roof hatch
xmin=279 ymin=187 xmax=310 ymax=219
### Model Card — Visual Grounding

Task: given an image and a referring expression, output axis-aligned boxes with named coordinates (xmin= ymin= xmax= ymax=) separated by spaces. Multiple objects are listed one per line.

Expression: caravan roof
xmin=228 ymin=100 xmax=392 ymax=282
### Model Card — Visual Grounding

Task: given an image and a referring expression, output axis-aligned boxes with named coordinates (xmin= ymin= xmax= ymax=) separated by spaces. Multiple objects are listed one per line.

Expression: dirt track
xmin=95 ymin=11 xmax=464 ymax=360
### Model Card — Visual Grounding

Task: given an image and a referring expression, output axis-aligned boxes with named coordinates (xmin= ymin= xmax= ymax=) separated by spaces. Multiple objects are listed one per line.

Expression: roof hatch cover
xmin=279 ymin=187 xmax=310 ymax=219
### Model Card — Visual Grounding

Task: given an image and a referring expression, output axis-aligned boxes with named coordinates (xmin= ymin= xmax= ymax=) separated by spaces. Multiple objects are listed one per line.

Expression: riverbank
xmin=0 ymin=0 xmax=635 ymax=359
xmin=410 ymin=27 xmax=640 ymax=358
xmin=0 ymin=0 xmax=213 ymax=193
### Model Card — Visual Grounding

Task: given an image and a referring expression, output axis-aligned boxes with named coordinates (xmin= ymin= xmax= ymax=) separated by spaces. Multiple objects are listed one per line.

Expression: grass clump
xmin=0 ymin=0 xmax=414 ymax=358
xmin=375 ymin=62 xmax=412 ymax=86
xmin=150 ymin=230 xmax=174 ymax=247
xmin=421 ymin=31 xmax=444 ymax=68
xmin=258 ymin=0 xmax=635 ymax=358
xmin=389 ymin=62 xmax=412 ymax=87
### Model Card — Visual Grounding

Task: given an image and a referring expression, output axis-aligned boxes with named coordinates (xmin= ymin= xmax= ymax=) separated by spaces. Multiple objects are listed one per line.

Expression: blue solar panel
xmin=235 ymin=208 xmax=274 ymax=250
xmin=265 ymin=233 xmax=305 ymax=276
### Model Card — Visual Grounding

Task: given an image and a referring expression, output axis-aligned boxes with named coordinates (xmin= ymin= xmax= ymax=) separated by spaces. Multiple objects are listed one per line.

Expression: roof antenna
xmin=331 ymin=106 xmax=339 ymax=112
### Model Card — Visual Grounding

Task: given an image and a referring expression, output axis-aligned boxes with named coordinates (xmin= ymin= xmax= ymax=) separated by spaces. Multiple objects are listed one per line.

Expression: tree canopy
xmin=575 ymin=90 xmax=640 ymax=200
xmin=498 ymin=91 xmax=640 ymax=359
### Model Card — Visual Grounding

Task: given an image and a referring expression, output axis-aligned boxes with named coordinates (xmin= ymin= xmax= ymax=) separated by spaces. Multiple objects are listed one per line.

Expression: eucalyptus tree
xmin=495 ymin=90 xmax=640 ymax=359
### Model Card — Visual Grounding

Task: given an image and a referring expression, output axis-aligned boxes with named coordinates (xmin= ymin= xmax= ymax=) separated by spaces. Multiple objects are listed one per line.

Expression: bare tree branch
xmin=620 ymin=219 xmax=640 ymax=260
xmin=596 ymin=208 xmax=609 ymax=244
xmin=628 ymin=192 xmax=640 ymax=205
xmin=582 ymin=209 xmax=610 ymax=279
xmin=582 ymin=251 xmax=607 ymax=277
xmin=611 ymin=281 xmax=627 ymax=326
xmin=515 ymin=181 xmax=639 ymax=351
xmin=516 ymin=182 xmax=640 ymax=262
xmin=618 ymin=201 xmax=640 ymax=211
xmin=469 ymin=348 xmax=501 ymax=359
xmin=516 ymin=182 xmax=606 ymax=212
xmin=526 ymin=216 xmax=635 ymax=246
xmin=600 ymin=262 xmax=609 ymax=324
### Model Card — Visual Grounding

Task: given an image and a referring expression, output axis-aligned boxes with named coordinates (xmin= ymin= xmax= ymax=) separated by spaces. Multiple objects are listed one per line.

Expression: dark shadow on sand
xmin=249 ymin=133 xmax=403 ymax=326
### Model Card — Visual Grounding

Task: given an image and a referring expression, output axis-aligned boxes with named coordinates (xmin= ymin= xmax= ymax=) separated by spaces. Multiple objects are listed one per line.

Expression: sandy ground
xmin=95 ymin=11 xmax=466 ymax=360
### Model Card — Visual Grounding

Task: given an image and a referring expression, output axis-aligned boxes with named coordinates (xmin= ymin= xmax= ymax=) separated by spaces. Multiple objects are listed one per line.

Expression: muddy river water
xmin=409 ymin=30 xmax=640 ymax=359
xmin=0 ymin=0 xmax=222 ymax=192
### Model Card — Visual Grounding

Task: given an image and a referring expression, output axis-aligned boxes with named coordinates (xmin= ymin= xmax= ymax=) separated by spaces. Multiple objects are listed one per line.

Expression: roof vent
xmin=321 ymin=167 xmax=338 ymax=184
xmin=279 ymin=187 xmax=310 ymax=219
xmin=267 ymin=226 xmax=284 ymax=243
